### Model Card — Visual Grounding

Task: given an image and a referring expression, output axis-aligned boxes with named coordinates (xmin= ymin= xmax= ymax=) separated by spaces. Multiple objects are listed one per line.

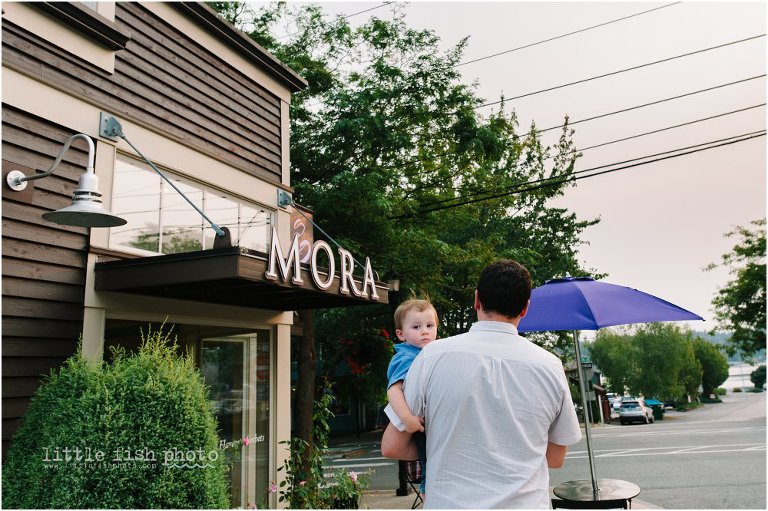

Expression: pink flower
xmin=243 ymin=436 xmax=251 ymax=447
xmin=269 ymin=482 xmax=278 ymax=493
xmin=349 ymin=471 xmax=358 ymax=483
xmin=299 ymin=480 xmax=307 ymax=486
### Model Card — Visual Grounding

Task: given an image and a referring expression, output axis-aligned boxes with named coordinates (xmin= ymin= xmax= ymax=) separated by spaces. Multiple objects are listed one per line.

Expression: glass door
xmin=202 ymin=331 xmax=271 ymax=508
xmin=202 ymin=339 xmax=246 ymax=507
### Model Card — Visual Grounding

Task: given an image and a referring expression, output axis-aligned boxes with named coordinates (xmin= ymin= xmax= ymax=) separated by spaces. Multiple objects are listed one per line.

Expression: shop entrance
xmin=201 ymin=333 xmax=271 ymax=507
xmin=104 ymin=320 xmax=272 ymax=508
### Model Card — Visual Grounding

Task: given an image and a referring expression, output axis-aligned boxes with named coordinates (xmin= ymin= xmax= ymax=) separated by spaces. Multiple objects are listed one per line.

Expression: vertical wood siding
xmin=2 ymin=106 xmax=88 ymax=457
xmin=2 ymin=2 xmax=284 ymax=185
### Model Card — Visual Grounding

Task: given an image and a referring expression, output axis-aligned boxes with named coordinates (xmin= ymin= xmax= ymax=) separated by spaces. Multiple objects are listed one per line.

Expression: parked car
xmin=612 ymin=395 xmax=636 ymax=413
xmin=619 ymin=398 xmax=655 ymax=425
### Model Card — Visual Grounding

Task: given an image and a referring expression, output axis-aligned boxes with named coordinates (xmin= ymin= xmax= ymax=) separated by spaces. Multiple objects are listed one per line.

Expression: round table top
xmin=553 ymin=479 xmax=641 ymax=502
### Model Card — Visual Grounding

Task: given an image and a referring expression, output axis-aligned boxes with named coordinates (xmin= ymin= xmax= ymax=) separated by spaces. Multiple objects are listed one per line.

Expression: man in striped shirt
xmin=382 ymin=259 xmax=581 ymax=508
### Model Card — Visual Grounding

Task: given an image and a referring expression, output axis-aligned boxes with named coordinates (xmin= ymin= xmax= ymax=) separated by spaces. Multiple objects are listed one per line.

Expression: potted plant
xmin=325 ymin=469 xmax=372 ymax=509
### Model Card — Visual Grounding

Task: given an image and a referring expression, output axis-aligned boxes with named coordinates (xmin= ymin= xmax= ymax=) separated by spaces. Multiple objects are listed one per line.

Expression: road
xmin=326 ymin=391 xmax=765 ymax=508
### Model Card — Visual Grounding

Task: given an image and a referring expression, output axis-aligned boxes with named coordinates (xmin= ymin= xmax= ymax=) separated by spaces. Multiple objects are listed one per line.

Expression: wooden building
xmin=2 ymin=2 xmax=387 ymax=507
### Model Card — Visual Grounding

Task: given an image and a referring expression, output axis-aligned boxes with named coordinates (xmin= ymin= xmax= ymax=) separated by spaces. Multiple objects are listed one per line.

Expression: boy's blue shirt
xmin=386 ymin=343 xmax=422 ymax=389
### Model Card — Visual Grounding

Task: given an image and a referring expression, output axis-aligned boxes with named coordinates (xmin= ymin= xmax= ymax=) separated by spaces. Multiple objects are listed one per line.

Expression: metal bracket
xmin=277 ymin=189 xmax=293 ymax=208
xmin=6 ymin=170 xmax=29 ymax=191
xmin=99 ymin=112 xmax=122 ymax=141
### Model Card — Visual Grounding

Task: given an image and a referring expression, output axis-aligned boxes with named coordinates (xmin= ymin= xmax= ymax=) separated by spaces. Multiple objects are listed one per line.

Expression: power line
xmin=457 ymin=2 xmax=681 ymax=67
xmin=392 ymin=131 xmax=766 ymax=218
xmin=478 ymin=34 xmax=766 ymax=108
xmin=277 ymin=2 xmax=392 ymax=40
xmin=527 ymin=75 xmax=766 ymax=136
xmin=381 ymin=75 xmax=764 ymax=177
xmin=399 ymin=104 xmax=765 ymax=201
xmin=401 ymin=129 xmax=764 ymax=213
xmin=574 ymin=103 xmax=765 ymax=154
xmin=342 ymin=2 xmax=392 ymax=19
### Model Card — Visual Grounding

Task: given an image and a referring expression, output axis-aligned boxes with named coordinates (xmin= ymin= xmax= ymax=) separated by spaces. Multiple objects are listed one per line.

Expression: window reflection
xmin=111 ymin=160 xmax=161 ymax=253
xmin=110 ymin=157 xmax=273 ymax=255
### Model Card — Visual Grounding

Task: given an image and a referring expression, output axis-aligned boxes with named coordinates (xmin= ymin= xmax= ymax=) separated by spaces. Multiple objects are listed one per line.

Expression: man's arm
xmin=546 ymin=442 xmax=568 ymax=468
xmin=381 ymin=422 xmax=419 ymax=460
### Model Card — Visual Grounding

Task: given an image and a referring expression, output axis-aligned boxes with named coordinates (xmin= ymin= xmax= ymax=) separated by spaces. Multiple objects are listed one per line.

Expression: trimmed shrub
xmin=733 ymin=386 xmax=743 ymax=392
xmin=714 ymin=387 xmax=727 ymax=396
xmin=2 ymin=327 xmax=229 ymax=509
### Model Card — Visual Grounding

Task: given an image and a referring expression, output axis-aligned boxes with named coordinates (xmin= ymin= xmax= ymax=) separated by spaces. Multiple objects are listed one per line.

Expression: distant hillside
xmin=692 ymin=331 xmax=766 ymax=363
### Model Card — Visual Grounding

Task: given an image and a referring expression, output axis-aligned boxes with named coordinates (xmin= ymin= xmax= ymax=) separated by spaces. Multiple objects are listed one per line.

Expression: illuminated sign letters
xmin=265 ymin=227 xmax=380 ymax=301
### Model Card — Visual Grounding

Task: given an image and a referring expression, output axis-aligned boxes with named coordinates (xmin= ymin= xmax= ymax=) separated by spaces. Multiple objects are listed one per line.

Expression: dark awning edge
xmin=94 ymin=246 xmax=388 ymax=311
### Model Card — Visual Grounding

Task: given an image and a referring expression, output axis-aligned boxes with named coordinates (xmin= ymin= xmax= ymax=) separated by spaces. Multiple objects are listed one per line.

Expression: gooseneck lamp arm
xmin=100 ymin=115 xmax=225 ymax=238
xmin=7 ymin=133 xmax=96 ymax=190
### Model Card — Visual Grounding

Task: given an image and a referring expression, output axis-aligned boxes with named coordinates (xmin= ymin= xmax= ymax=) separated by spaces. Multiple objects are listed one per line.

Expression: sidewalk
xmin=330 ymin=431 xmax=662 ymax=509
xmin=360 ymin=489 xmax=662 ymax=509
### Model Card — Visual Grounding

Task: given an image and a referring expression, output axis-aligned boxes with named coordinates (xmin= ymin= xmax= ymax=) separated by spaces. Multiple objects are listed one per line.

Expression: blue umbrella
xmin=518 ymin=277 xmax=704 ymax=332
xmin=518 ymin=277 xmax=703 ymax=497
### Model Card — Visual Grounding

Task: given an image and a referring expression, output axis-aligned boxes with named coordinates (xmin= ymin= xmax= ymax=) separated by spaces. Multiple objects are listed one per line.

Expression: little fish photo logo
xmin=42 ymin=445 xmax=219 ymax=470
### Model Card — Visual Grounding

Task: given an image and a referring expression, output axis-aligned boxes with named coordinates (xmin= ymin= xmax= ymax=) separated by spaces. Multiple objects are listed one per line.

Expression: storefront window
xmin=111 ymin=157 xmax=273 ymax=255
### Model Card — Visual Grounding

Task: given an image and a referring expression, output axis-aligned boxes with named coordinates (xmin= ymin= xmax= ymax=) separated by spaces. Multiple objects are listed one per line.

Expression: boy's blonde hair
xmin=393 ymin=299 xmax=439 ymax=330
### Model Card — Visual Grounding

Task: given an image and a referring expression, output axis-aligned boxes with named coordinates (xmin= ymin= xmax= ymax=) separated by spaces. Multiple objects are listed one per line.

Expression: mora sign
xmin=264 ymin=227 xmax=380 ymax=301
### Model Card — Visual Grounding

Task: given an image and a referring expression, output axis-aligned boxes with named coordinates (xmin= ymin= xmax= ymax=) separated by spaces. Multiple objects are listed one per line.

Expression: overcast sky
xmin=258 ymin=1 xmax=766 ymax=330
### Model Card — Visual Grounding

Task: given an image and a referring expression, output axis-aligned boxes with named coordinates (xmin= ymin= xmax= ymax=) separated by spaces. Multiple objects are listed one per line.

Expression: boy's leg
xmin=413 ymin=431 xmax=427 ymax=495
xmin=380 ymin=423 xmax=418 ymax=460
xmin=413 ymin=431 xmax=426 ymax=466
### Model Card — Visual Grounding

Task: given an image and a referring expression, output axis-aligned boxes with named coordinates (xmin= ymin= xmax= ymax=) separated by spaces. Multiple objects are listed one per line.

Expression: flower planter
xmin=332 ymin=497 xmax=359 ymax=509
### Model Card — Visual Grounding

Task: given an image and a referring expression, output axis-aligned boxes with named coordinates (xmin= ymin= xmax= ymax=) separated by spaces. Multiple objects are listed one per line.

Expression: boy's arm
xmin=387 ymin=382 xmax=424 ymax=433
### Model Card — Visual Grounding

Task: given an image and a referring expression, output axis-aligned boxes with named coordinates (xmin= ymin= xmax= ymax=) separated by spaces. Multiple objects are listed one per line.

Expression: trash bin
xmin=651 ymin=405 xmax=664 ymax=421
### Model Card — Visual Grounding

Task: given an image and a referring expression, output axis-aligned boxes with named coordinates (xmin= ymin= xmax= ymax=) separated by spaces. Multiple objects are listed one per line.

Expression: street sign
xmin=581 ymin=362 xmax=593 ymax=368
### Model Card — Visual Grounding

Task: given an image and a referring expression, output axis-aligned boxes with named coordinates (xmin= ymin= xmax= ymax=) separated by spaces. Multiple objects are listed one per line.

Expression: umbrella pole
xmin=572 ymin=330 xmax=599 ymax=496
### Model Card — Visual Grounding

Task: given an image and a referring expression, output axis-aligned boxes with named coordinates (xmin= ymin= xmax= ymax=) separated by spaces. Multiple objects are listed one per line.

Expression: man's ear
xmin=519 ymin=299 xmax=530 ymax=318
xmin=474 ymin=290 xmax=481 ymax=311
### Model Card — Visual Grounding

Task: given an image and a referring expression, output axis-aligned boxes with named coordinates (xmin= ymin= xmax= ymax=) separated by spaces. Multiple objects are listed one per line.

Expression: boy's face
xmin=396 ymin=309 xmax=438 ymax=349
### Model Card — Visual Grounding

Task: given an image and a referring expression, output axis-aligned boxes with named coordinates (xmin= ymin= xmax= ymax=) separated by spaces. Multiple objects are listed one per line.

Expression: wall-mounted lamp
xmin=99 ymin=112 xmax=226 ymax=239
xmin=5 ymin=133 xmax=127 ymax=227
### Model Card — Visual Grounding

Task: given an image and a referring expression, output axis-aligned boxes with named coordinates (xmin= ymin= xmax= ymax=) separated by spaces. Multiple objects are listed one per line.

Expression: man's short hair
xmin=477 ymin=259 xmax=532 ymax=319
xmin=393 ymin=299 xmax=438 ymax=330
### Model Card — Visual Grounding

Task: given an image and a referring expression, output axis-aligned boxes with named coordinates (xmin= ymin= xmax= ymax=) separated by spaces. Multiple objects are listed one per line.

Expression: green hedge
xmin=2 ymin=328 xmax=228 ymax=509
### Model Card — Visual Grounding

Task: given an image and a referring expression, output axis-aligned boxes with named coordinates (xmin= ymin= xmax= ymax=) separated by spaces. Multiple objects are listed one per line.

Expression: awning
xmin=94 ymin=247 xmax=389 ymax=310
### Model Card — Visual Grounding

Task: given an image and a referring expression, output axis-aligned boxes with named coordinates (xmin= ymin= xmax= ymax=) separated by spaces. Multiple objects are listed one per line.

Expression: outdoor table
xmin=552 ymin=478 xmax=641 ymax=509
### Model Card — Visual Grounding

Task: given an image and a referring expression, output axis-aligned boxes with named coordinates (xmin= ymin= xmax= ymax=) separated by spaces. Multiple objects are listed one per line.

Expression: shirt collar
xmin=469 ymin=321 xmax=520 ymax=336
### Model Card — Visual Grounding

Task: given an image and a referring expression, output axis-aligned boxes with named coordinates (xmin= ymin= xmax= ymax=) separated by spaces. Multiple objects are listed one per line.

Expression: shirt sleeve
xmin=387 ymin=351 xmax=411 ymax=389
xmin=548 ymin=368 xmax=583 ymax=446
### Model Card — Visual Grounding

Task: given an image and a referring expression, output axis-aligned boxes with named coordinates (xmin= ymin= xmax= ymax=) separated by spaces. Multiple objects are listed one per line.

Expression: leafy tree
xmin=591 ymin=324 xmax=706 ymax=402
xmin=632 ymin=323 xmax=690 ymax=400
xmin=692 ymin=338 xmax=729 ymax=396
xmin=679 ymin=338 xmax=703 ymax=399
xmin=210 ymin=1 xmax=597 ymax=465
xmin=589 ymin=329 xmax=638 ymax=394
xmin=707 ymin=218 xmax=766 ymax=356
xmin=750 ymin=365 xmax=766 ymax=389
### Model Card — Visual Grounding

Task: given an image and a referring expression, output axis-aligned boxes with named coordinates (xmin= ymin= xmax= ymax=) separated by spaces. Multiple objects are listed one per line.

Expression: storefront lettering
xmin=265 ymin=227 xmax=380 ymax=300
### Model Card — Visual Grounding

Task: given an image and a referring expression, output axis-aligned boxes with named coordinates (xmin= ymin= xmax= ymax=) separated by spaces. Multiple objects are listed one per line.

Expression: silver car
xmin=619 ymin=399 xmax=654 ymax=425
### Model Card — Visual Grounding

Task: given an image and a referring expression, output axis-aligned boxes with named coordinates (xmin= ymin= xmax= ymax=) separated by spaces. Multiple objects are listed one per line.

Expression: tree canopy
xmin=708 ymin=218 xmax=766 ymax=356
xmin=209 ymin=1 xmax=599 ymax=460
xmin=589 ymin=324 xmax=727 ymax=401
xmin=214 ymin=0 xmax=596 ymax=336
